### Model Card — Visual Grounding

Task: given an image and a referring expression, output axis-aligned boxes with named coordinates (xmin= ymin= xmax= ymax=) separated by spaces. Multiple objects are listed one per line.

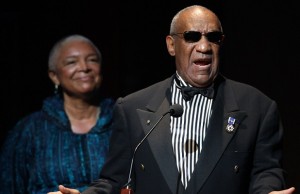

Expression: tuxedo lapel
xmin=184 ymin=77 xmax=247 ymax=194
xmin=136 ymin=77 xmax=180 ymax=194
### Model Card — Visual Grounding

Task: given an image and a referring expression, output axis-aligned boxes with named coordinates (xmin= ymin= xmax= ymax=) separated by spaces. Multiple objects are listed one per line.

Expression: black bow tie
xmin=180 ymin=86 xmax=214 ymax=101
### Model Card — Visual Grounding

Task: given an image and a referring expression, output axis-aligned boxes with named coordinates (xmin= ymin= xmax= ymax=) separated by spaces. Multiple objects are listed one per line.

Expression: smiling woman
xmin=0 ymin=34 xmax=115 ymax=193
xmin=47 ymin=35 xmax=105 ymax=134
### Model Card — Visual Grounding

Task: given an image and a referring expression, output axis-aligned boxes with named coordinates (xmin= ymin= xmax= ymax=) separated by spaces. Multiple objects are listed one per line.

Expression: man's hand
xmin=269 ymin=187 xmax=296 ymax=194
xmin=47 ymin=185 xmax=81 ymax=194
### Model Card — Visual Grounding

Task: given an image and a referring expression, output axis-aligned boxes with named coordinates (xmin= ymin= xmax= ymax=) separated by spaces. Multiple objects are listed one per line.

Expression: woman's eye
xmin=66 ymin=60 xmax=76 ymax=65
xmin=88 ymin=57 xmax=99 ymax=62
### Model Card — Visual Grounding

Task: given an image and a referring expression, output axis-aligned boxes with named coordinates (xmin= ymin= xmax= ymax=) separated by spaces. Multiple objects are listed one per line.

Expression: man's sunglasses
xmin=171 ymin=31 xmax=224 ymax=44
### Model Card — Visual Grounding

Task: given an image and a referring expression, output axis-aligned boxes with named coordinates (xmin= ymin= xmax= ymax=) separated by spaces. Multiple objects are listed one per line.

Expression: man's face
xmin=166 ymin=8 xmax=224 ymax=87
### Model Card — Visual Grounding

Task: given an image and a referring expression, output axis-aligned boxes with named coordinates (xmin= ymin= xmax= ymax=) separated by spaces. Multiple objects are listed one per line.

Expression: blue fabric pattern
xmin=0 ymin=94 xmax=115 ymax=194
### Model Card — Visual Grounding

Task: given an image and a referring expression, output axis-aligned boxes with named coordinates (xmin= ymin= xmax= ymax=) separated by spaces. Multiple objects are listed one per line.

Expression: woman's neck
xmin=63 ymin=95 xmax=101 ymax=134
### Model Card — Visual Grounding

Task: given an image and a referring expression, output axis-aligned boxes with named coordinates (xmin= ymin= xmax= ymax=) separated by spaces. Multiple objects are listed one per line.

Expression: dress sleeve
xmin=0 ymin=118 xmax=33 ymax=194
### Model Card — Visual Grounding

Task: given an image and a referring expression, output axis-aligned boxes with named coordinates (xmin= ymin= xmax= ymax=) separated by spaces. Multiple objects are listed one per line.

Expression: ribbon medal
xmin=226 ymin=117 xmax=236 ymax=133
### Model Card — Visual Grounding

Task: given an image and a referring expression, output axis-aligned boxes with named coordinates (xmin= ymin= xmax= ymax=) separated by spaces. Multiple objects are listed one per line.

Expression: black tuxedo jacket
xmin=83 ymin=74 xmax=286 ymax=194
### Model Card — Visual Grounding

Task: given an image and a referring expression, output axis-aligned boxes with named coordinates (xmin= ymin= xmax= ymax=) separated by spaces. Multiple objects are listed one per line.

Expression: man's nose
xmin=195 ymin=36 xmax=212 ymax=53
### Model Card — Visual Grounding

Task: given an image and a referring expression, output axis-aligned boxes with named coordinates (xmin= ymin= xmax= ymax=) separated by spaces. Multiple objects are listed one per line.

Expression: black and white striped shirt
xmin=170 ymin=73 xmax=213 ymax=188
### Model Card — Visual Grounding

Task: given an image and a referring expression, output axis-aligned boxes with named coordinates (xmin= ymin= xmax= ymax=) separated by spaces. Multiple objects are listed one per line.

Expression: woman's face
xmin=49 ymin=40 xmax=102 ymax=98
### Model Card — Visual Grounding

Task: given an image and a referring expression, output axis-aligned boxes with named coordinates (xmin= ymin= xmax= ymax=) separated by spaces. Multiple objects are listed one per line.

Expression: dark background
xmin=1 ymin=0 xmax=299 ymax=191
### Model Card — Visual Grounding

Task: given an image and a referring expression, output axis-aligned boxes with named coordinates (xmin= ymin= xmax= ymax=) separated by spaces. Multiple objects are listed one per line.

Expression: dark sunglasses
xmin=171 ymin=31 xmax=224 ymax=44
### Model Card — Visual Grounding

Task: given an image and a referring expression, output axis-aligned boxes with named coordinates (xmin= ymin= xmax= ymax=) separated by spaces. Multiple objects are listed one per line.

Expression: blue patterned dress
xmin=0 ymin=94 xmax=115 ymax=194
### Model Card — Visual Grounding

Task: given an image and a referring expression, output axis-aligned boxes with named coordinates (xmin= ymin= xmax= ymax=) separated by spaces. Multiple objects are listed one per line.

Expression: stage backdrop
xmin=1 ymin=0 xmax=299 ymax=190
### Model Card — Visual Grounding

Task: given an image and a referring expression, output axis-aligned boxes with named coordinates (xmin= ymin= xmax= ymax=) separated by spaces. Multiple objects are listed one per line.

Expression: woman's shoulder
xmin=1 ymin=110 xmax=43 ymax=149
xmin=10 ymin=110 xmax=44 ymax=133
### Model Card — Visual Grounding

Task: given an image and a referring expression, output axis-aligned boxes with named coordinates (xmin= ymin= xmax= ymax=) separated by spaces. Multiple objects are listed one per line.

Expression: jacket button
xmin=140 ymin=164 xmax=145 ymax=171
xmin=234 ymin=165 xmax=239 ymax=173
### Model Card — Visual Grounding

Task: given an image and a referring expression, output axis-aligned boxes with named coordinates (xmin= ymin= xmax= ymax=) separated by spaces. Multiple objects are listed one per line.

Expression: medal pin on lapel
xmin=226 ymin=117 xmax=236 ymax=133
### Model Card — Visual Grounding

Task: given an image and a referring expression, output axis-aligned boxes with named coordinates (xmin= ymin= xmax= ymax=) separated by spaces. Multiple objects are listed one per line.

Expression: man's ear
xmin=219 ymin=34 xmax=225 ymax=45
xmin=166 ymin=35 xmax=175 ymax=56
xmin=48 ymin=70 xmax=59 ymax=85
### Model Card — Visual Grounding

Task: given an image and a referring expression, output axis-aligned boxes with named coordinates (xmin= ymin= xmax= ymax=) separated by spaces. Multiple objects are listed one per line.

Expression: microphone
xmin=121 ymin=104 xmax=183 ymax=194
xmin=169 ymin=104 xmax=184 ymax=117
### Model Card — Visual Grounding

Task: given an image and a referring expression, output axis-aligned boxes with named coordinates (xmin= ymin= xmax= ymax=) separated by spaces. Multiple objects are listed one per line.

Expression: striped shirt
xmin=170 ymin=73 xmax=213 ymax=188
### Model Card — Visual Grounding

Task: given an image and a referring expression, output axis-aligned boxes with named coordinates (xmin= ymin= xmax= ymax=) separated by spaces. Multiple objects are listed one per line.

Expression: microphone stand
xmin=120 ymin=105 xmax=183 ymax=194
xmin=121 ymin=185 xmax=134 ymax=194
xmin=121 ymin=112 xmax=169 ymax=194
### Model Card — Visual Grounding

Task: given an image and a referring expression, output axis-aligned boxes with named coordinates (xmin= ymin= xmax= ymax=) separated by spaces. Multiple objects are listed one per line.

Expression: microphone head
xmin=170 ymin=104 xmax=183 ymax=117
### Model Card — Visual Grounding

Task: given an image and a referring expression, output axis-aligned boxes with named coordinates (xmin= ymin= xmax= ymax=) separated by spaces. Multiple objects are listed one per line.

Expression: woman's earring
xmin=54 ymin=84 xmax=59 ymax=94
